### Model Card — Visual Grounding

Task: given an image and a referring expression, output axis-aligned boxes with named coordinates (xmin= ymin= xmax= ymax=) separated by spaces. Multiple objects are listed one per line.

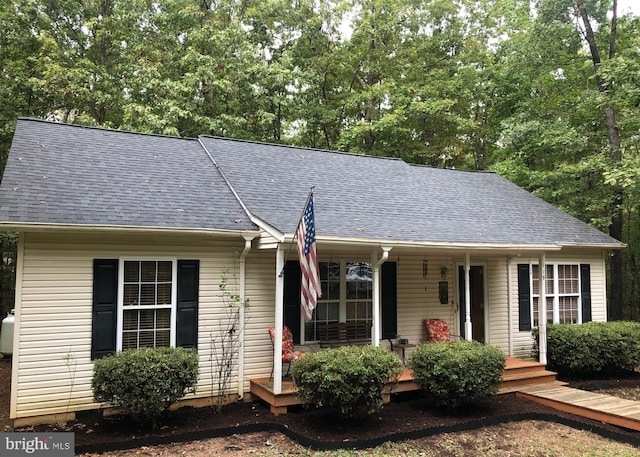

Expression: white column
xmin=273 ymin=245 xmax=285 ymax=393
xmin=538 ymin=252 xmax=547 ymax=365
xmin=371 ymin=247 xmax=391 ymax=347
xmin=464 ymin=252 xmax=472 ymax=341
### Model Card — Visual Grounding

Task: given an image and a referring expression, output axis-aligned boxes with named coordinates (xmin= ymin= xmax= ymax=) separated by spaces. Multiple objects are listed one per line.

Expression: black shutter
xmin=177 ymin=260 xmax=199 ymax=349
xmin=518 ymin=264 xmax=532 ymax=331
xmin=283 ymin=261 xmax=302 ymax=344
xmin=381 ymin=262 xmax=397 ymax=339
xmin=91 ymin=259 xmax=118 ymax=360
xmin=580 ymin=264 xmax=592 ymax=323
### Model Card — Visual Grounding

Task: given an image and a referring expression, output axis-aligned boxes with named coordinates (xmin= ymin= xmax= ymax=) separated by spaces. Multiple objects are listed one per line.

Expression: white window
xmin=304 ymin=260 xmax=372 ymax=342
xmin=532 ymin=263 xmax=580 ymax=326
xmin=118 ymin=259 xmax=177 ymax=350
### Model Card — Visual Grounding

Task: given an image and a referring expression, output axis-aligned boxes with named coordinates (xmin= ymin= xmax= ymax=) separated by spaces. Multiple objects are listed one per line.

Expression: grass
xmin=99 ymin=419 xmax=640 ymax=456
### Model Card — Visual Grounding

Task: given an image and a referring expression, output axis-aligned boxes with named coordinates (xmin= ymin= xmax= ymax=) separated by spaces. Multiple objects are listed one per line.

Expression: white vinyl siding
xmin=12 ymin=231 xmax=250 ymax=420
xmin=12 ymin=230 xmax=611 ymax=421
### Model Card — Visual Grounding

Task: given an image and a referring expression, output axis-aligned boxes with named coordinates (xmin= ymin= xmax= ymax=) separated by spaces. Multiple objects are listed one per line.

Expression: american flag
xmin=296 ymin=193 xmax=321 ymax=322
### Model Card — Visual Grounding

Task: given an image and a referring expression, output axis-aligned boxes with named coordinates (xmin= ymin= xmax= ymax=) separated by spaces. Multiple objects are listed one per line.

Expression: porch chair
xmin=424 ymin=319 xmax=453 ymax=342
xmin=268 ymin=325 xmax=305 ymax=380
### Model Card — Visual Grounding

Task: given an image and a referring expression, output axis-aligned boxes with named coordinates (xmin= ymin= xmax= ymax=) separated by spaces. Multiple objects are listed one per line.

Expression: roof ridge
xmin=17 ymin=117 xmax=199 ymax=142
xmin=408 ymin=162 xmax=497 ymax=174
xmin=198 ymin=134 xmax=405 ymax=162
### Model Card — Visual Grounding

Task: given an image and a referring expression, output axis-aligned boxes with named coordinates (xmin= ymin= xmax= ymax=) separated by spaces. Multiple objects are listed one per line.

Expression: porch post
xmin=273 ymin=245 xmax=285 ymax=394
xmin=538 ymin=252 xmax=547 ymax=365
xmin=372 ymin=246 xmax=391 ymax=347
xmin=464 ymin=252 xmax=472 ymax=341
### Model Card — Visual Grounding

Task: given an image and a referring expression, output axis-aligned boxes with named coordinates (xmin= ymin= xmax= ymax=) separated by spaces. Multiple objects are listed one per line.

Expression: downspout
xmin=372 ymin=246 xmax=391 ymax=346
xmin=237 ymin=235 xmax=254 ymax=400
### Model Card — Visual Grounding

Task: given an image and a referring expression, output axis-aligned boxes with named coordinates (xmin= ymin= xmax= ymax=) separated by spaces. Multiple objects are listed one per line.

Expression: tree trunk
xmin=578 ymin=0 xmax=624 ymax=319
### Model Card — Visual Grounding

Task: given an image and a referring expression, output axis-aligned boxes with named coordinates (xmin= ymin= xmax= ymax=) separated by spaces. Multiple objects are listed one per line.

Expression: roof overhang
xmin=0 ymin=221 xmax=260 ymax=239
xmin=277 ymin=233 xmax=625 ymax=254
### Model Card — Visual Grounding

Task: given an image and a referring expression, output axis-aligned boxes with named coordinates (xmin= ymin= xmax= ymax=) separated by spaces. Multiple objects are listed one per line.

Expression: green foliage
xmin=92 ymin=347 xmax=199 ymax=427
xmin=537 ymin=322 xmax=640 ymax=377
xmin=291 ymin=345 xmax=402 ymax=419
xmin=0 ymin=232 xmax=17 ymax=316
xmin=408 ymin=341 xmax=505 ymax=408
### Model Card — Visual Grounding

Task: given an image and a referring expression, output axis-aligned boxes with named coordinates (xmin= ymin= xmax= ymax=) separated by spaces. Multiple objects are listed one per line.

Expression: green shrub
xmin=536 ymin=321 xmax=640 ymax=377
xmin=408 ymin=341 xmax=505 ymax=408
xmin=291 ymin=345 xmax=402 ymax=419
xmin=92 ymin=347 xmax=199 ymax=427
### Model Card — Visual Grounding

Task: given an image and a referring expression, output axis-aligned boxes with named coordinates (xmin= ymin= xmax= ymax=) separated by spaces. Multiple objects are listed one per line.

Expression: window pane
xmin=559 ymin=296 xmax=579 ymax=324
xmin=124 ymin=261 xmax=139 ymax=282
xmin=327 ymin=303 xmax=339 ymax=321
xmin=123 ymin=284 xmax=139 ymax=306
xmin=156 ymin=330 xmax=170 ymax=347
xmin=346 ymin=303 xmax=355 ymax=319
xmin=123 ymin=310 xmax=138 ymax=330
xmin=558 ymin=265 xmax=579 ymax=294
xmin=157 ymin=308 xmax=171 ymax=328
xmin=157 ymin=261 xmax=172 ymax=281
xmin=140 ymin=284 xmax=155 ymax=305
xmin=122 ymin=332 xmax=137 ymax=350
xmin=141 ymin=261 xmax=157 ymax=282
xmin=139 ymin=331 xmax=155 ymax=348
xmin=140 ymin=309 xmax=154 ymax=330
xmin=157 ymin=283 xmax=171 ymax=305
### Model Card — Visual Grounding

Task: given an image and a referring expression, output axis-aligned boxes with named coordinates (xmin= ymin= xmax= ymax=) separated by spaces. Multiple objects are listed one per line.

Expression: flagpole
xmin=279 ymin=186 xmax=315 ymax=277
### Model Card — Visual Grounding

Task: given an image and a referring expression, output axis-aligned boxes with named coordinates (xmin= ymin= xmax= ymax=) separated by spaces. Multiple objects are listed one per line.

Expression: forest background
xmin=0 ymin=0 xmax=639 ymax=322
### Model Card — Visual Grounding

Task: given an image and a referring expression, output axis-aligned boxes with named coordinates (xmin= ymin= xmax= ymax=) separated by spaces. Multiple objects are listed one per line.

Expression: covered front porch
xmin=250 ymin=357 xmax=558 ymax=415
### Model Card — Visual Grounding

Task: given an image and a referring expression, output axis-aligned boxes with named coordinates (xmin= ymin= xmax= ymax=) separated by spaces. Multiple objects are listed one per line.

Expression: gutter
xmin=0 ymin=222 xmax=258 ymax=238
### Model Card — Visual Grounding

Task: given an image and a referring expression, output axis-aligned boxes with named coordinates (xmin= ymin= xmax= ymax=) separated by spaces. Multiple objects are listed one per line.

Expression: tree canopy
xmin=1 ymin=0 xmax=639 ymax=317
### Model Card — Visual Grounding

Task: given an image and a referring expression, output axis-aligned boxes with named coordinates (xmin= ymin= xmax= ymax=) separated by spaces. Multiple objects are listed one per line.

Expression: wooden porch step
xmin=499 ymin=357 xmax=559 ymax=393
xmin=503 ymin=359 xmax=549 ymax=376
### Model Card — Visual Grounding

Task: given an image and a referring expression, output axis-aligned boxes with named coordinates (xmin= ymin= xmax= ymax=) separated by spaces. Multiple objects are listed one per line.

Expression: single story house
xmin=0 ymin=118 xmax=624 ymax=425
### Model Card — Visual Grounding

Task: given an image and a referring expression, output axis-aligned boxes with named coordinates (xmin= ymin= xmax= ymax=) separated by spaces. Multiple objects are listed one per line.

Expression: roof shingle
xmin=0 ymin=119 xmax=255 ymax=231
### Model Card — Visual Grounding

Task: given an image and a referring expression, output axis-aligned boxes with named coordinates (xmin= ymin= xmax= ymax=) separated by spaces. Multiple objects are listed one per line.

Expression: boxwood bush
xmin=291 ymin=345 xmax=402 ymax=419
xmin=536 ymin=321 xmax=640 ymax=377
xmin=92 ymin=347 xmax=199 ymax=427
xmin=408 ymin=341 xmax=505 ymax=408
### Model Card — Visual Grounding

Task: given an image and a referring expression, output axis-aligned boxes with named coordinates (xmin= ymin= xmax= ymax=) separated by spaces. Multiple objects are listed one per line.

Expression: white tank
xmin=0 ymin=309 xmax=15 ymax=356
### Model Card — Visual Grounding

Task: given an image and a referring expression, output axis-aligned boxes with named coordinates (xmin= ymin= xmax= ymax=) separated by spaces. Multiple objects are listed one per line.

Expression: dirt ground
xmin=3 ymin=357 xmax=640 ymax=456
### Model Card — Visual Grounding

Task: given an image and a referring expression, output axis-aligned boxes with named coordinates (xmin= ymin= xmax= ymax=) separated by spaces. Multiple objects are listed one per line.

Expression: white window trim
xmin=530 ymin=262 xmax=582 ymax=326
xmin=116 ymin=257 xmax=178 ymax=351
xmin=302 ymin=259 xmax=373 ymax=343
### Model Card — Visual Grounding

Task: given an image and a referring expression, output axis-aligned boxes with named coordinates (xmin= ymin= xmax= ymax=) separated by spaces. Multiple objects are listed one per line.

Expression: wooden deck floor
xmin=251 ymin=357 xmax=640 ymax=431
xmin=516 ymin=383 xmax=640 ymax=432
xmin=250 ymin=356 xmax=554 ymax=414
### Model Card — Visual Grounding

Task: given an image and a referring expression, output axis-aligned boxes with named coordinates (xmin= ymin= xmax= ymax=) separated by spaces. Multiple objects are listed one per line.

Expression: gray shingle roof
xmin=0 ymin=119 xmax=255 ymax=232
xmin=199 ymin=136 xmax=622 ymax=248
xmin=0 ymin=119 xmax=622 ymax=248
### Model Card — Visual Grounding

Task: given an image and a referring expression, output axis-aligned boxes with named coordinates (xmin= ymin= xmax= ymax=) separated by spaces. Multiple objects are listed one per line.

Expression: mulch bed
xmin=4 ymin=357 xmax=640 ymax=453
xmin=21 ymin=387 xmax=640 ymax=454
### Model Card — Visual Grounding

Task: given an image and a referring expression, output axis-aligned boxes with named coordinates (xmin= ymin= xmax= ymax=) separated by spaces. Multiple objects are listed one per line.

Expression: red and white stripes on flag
xmin=296 ymin=193 xmax=322 ymax=322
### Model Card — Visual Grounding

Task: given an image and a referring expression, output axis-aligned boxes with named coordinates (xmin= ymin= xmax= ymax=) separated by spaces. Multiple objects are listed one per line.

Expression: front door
xmin=458 ymin=265 xmax=486 ymax=343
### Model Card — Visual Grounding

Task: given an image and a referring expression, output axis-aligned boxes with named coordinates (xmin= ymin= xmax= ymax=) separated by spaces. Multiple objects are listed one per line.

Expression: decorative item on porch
xmin=424 ymin=319 xmax=451 ymax=342
xmin=268 ymin=326 xmax=305 ymax=379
